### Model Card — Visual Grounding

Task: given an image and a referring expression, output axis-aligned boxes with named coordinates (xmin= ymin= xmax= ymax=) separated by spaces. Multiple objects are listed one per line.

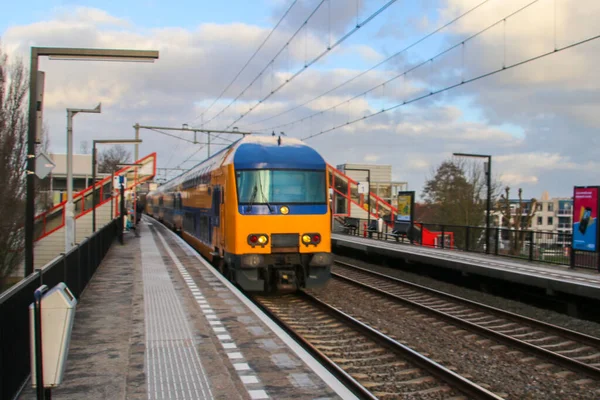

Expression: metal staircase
xmin=27 ymin=153 xmax=157 ymax=270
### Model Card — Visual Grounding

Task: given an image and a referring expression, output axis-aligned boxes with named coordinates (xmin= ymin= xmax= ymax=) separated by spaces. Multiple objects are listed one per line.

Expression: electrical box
xmin=29 ymin=283 xmax=77 ymax=388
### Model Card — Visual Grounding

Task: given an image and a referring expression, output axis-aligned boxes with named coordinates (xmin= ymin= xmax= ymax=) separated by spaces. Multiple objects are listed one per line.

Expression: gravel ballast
xmin=333 ymin=254 xmax=600 ymax=337
xmin=304 ymin=255 xmax=600 ymax=399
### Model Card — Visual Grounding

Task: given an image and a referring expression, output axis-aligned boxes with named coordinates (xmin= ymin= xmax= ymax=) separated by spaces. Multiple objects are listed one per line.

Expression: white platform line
xmin=154 ymin=226 xmax=268 ymax=398
xmin=160 ymin=222 xmax=358 ymax=399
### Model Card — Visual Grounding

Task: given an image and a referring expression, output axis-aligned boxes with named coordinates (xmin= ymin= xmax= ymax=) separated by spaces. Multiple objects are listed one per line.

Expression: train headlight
xmin=280 ymin=206 xmax=289 ymax=215
xmin=248 ymin=233 xmax=269 ymax=247
xmin=301 ymin=233 xmax=321 ymax=246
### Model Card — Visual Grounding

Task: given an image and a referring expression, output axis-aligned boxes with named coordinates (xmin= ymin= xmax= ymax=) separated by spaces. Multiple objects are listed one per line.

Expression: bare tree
xmin=0 ymin=46 xmax=28 ymax=288
xmin=97 ymin=145 xmax=131 ymax=173
xmin=497 ymin=187 xmax=537 ymax=256
xmin=421 ymin=158 xmax=500 ymax=226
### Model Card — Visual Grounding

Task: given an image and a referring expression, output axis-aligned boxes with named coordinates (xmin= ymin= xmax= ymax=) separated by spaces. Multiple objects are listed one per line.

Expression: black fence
xmin=0 ymin=219 xmax=119 ymax=400
xmin=334 ymin=217 xmax=598 ymax=271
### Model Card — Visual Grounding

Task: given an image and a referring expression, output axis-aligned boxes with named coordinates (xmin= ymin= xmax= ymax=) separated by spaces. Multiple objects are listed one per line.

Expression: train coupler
xmin=275 ymin=270 xmax=298 ymax=292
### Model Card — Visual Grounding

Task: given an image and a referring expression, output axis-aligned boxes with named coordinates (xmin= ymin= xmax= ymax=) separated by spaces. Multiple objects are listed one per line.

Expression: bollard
xmin=33 ymin=283 xmax=49 ymax=400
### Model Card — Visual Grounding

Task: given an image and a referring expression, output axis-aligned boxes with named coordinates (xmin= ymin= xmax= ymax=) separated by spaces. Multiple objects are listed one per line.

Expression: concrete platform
xmin=332 ymin=233 xmax=600 ymax=300
xmin=20 ymin=220 xmax=357 ymax=400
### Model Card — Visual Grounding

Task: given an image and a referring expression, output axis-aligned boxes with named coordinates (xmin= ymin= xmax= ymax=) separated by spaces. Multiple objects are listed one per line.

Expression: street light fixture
xmin=65 ymin=103 xmax=101 ymax=253
xmin=453 ymin=153 xmax=492 ymax=254
xmin=24 ymin=47 xmax=158 ymax=276
xmin=92 ymin=139 xmax=143 ymax=233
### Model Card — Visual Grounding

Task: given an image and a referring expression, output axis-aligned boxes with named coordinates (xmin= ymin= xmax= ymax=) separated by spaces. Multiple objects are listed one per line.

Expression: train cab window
xmin=237 ymin=170 xmax=326 ymax=204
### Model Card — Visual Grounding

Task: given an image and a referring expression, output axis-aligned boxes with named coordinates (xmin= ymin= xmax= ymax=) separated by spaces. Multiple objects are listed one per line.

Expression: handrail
xmin=327 ymin=164 xmax=397 ymax=212
xmin=33 ymin=153 xmax=156 ymax=241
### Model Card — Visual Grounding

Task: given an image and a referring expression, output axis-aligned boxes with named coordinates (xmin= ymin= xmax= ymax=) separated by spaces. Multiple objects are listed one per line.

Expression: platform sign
xmin=34 ymin=152 xmax=55 ymax=179
xmin=572 ymin=186 xmax=599 ymax=252
xmin=357 ymin=181 xmax=369 ymax=194
xmin=396 ymin=191 xmax=415 ymax=222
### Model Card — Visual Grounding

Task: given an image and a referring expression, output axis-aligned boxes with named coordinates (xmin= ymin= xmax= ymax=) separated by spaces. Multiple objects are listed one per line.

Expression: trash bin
xmin=29 ymin=282 xmax=77 ymax=388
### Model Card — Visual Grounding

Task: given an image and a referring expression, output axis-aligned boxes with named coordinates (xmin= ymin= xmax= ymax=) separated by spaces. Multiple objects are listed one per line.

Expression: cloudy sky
xmin=2 ymin=0 xmax=599 ymax=200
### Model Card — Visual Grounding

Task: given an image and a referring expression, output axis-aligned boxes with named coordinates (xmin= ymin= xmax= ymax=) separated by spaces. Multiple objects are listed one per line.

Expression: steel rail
xmin=334 ymin=260 xmax=600 ymax=347
xmin=333 ymin=260 xmax=600 ymax=380
xmin=252 ymin=292 xmax=502 ymax=400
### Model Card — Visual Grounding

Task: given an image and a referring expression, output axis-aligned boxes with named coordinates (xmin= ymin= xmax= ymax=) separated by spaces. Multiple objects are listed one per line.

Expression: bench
xmin=343 ymin=217 xmax=360 ymax=235
xmin=386 ymin=222 xmax=412 ymax=242
xmin=367 ymin=219 xmax=381 ymax=239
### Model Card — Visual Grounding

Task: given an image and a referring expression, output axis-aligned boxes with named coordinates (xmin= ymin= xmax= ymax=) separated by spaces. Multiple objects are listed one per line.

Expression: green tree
xmin=421 ymin=160 xmax=486 ymax=226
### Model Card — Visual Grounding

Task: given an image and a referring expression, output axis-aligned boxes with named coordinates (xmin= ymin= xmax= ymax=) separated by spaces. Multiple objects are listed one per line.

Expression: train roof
xmin=152 ymin=135 xmax=326 ymax=193
xmin=226 ymin=135 xmax=325 ymax=170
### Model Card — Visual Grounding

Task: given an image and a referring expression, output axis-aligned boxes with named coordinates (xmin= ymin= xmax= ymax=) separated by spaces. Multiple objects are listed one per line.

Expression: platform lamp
xmin=453 ymin=153 xmax=492 ymax=254
xmin=65 ymin=103 xmax=102 ymax=253
xmin=25 ymin=47 xmax=158 ymax=276
xmin=92 ymin=140 xmax=142 ymax=233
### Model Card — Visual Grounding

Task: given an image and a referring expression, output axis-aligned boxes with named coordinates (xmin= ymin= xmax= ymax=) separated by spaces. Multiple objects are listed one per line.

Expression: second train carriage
xmin=146 ymin=135 xmax=332 ymax=292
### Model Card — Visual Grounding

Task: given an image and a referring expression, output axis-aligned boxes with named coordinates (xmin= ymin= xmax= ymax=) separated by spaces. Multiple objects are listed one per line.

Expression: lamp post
xmin=65 ymin=104 xmax=101 ymax=252
xmin=92 ymin=140 xmax=142 ymax=233
xmin=453 ymin=153 xmax=492 ymax=254
xmin=343 ymin=167 xmax=372 ymax=231
xmin=24 ymin=47 xmax=158 ymax=276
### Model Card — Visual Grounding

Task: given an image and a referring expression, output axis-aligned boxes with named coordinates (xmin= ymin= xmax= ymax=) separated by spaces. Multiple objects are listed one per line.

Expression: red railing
xmin=327 ymin=164 xmax=454 ymax=248
xmin=328 ymin=164 xmax=397 ymax=226
xmin=33 ymin=153 xmax=156 ymax=242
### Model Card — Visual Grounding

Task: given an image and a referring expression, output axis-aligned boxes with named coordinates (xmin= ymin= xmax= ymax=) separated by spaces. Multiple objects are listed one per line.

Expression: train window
xmin=237 ymin=170 xmax=326 ymax=204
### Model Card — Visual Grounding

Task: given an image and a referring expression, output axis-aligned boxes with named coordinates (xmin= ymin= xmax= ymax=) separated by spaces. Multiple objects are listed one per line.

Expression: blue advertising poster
xmin=572 ymin=187 xmax=599 ymax=252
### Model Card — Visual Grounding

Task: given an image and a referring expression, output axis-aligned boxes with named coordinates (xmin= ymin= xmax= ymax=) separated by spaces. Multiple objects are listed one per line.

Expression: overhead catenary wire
xmin=199 ymin=0 xmax=328 ymax=129
xmin=222 ymin=0 xmax=400 ymax=131
xmin=247 ymin=0 xmax=493 ymax=129
xmin=303 ymin=32 xmax=600 ymax=140
xmin=186 ymin=0 xmax=300 ymax=127
xmin=263 ymin=0 xmax=541 ymax=134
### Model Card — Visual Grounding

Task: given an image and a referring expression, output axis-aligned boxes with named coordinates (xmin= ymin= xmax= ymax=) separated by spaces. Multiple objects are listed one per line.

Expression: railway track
xmin=331 ymin=260 xmax=600 ymax=381
xmin=253 ymin=292 xmax=503 ymax=400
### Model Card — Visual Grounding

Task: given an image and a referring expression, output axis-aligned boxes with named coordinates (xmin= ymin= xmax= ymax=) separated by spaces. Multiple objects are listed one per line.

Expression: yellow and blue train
xmin=146 ymin=135 xmax=332 ymax=292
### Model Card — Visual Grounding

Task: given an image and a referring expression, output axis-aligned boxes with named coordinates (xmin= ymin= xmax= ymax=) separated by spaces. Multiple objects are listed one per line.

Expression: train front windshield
xmin=237 ymin=170 xmax=326 ymax=204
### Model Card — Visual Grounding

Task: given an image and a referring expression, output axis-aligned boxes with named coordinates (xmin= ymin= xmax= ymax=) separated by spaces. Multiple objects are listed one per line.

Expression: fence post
xmin=529 ymin=231 xmax=534 ymax=261
xmin=441 ymin=225 xmax=445 ymax=249
xmin=87 ymin=238 xmax=92 ymax=284
xmin=77 ymin=244 xmax=82 ymax=297
xmin=495 ymin=228 xmax=499 ymax=255
xmin=61 ymin=252 xmax=67 ymax=283
xmin=465 ymin=226 xmax=470 ymax=252
xmin=569 ymin=247 xmax=575 ymax=269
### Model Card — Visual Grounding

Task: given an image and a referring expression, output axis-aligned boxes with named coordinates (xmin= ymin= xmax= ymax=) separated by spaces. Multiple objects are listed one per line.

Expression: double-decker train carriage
xmin=146 ymin=135 xmax=332 ymax=292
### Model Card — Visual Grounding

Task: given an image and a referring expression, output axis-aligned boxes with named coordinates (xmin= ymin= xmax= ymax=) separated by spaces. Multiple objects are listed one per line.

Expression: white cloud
xmin=363 ymin=153 xmax=381 ymax=162
xmin=2 ymin=1 xmax=598 ymax=198
xmin=499 ymin=173 xmax=539 ymax=186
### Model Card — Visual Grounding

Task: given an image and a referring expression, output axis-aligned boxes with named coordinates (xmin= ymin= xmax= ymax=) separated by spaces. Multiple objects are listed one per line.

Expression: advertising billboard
xmin=572 ymin=186 xmax=599 ymax=252
xmin=396 ymin=191 xmax=414 ymax=222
